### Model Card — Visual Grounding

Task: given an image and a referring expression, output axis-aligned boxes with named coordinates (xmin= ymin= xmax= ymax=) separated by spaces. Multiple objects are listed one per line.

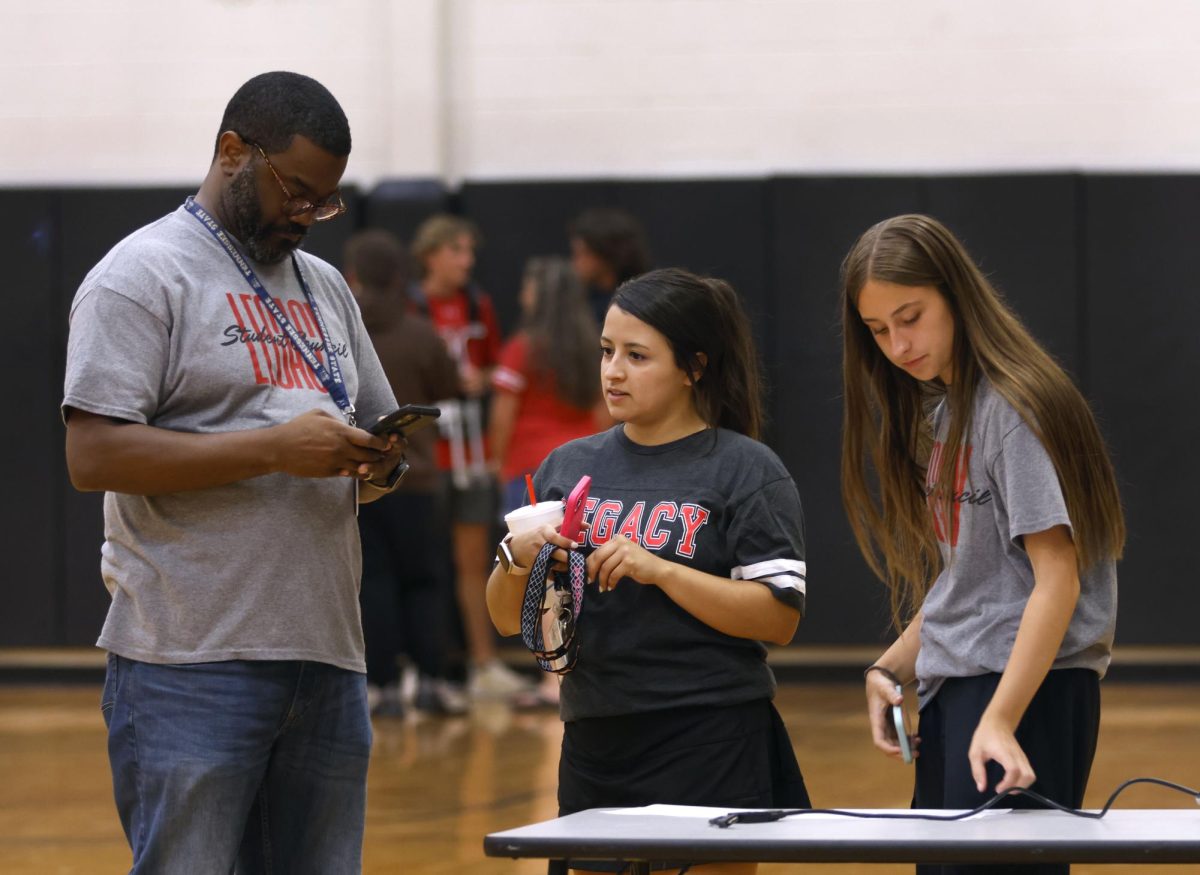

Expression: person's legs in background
xmin=501 ymin=474 xmax=561 ymax=710
xmin=358 ymin=501 xmax=404 ymax=716
xmin=449 ymin=476 xmax=535 ymax=702
xmin=386 ymin=491 xmax=468 ymax=715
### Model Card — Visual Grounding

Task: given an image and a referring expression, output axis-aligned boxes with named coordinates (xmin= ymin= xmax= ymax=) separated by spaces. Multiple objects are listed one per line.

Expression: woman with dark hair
xmin=486 ymin=268 xmax=810 ymax=873
xmin=841 ymin=214 xmax=1123 ymax=875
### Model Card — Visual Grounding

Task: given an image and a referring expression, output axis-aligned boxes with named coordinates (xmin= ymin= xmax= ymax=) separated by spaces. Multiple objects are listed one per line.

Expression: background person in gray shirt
xmin=63 ymin=72 xmax=404 ymax=875
xmin=841 ymin=215 xmax=1124 ymax=875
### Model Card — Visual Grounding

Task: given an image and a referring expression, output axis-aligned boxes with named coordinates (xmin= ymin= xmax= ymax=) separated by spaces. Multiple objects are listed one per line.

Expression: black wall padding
xmin=1083 ymin=176 xmax=1200 ymax=645
xmin=1 ymin=192 xmax=60 ymax=645
xmin=359 ymin=180 xmax=449 ymax=253
xmin=460 ymin=178 xmax=772 ymax=373
xmin=922 ymin=175 xmax=1083 ymax=381
xmin=7 ymin=174 xmax=1196 ymax=649
xmin=768 ymin=177 xmax=923 ymax=643
xmin=611 ymin=180 xmax=772 ymax=347
xmin=57 ymin=189 xmax=195 ymax=644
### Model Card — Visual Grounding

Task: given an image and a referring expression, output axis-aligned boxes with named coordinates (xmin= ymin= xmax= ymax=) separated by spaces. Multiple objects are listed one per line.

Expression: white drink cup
xmin=504 ymin=500 xmax=564 ymax=536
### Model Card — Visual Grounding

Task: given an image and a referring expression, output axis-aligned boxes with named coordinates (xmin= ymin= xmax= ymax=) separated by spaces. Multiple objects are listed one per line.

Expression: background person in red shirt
xmin=490 ymin=256 xmax=607 ymax=507
xmin=410 ymin=215 xmax=534 ymax=703
xmin=489 ymin=256 xmax=608 ymax=707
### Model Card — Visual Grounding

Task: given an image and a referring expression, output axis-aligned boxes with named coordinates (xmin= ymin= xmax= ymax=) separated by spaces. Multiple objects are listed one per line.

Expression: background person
xmin=344 ymin=228 xmax=464 ymax=716
xmin=567 ymin=206 xmax=651 ymax=327
xmin=410 ymin=214 xmax=534 ymax=703
xmin=488 ymin=255 xmax=607 ymax=708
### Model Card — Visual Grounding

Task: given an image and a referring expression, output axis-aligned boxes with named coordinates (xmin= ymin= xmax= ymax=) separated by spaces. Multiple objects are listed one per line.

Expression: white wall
xmin=2 ymin=0 xmax=1198 ymax=186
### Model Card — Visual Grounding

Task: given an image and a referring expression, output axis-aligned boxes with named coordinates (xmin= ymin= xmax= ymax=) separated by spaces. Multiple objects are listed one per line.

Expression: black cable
xmin=709 ymin=776 xmax=1200 ymax=828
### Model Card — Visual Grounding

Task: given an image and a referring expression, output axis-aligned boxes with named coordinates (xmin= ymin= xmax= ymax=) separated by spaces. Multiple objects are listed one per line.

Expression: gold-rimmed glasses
xmin=246 ymin=139 xmax=346 ymax=222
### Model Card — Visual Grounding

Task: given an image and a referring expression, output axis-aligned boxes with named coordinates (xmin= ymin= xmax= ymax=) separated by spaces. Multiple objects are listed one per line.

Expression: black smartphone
xmin=367 ymin=404 xmax=441 ymax=437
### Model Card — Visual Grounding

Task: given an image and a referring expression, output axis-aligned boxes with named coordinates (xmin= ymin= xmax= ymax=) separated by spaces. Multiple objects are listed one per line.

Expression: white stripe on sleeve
xmin=731 ymin=558 xmax=806 ymax=581
xmin=731 ymin=559 xmax=806 ymax=596
xmin=491 ymin=365 xmax=526 ymax=393
xmin=759 ymin=573 xmax=806 ymax=595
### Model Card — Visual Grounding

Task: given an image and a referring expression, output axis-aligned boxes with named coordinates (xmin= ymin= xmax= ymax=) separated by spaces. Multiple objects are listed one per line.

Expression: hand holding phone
xmin=560 ymin=475 xmax=591 ymax=541
xmin=368 ymin=404 xmax=441 ymax=437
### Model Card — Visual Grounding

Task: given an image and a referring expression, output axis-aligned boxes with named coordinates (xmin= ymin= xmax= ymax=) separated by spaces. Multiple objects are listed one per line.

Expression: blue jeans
xmin=101 ymin=654 xmax=372 ymax=874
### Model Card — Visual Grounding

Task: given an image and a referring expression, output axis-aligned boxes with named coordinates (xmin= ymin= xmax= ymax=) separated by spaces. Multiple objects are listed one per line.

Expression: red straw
xmin=525 ymin=473 xmax=538 ymax=505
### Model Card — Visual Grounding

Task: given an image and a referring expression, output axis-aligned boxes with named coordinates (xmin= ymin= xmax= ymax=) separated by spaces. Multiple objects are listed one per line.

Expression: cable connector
xmin=709 ymin=810 xmax=794 ymax=828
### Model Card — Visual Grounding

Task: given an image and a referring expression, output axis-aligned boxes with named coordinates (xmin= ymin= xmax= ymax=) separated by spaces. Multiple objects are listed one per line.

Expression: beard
xmin=223 ymin=164 xmax=308 ymax=264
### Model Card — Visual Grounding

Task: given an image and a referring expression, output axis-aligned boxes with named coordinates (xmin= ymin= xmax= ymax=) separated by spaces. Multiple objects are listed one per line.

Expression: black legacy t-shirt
xmin=534 ymin=425 xmax=806 ymax=722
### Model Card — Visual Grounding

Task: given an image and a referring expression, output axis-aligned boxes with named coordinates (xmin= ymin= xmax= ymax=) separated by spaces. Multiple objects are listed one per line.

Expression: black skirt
xmin=554 ymin=697 xmax=808 ymax=872
xmin=559 ymin=698 xmax=809 ymax=813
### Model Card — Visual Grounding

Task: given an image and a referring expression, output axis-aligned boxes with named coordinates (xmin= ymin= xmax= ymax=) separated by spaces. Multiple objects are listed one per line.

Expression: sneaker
xmin=414 ymin=676 xmax=469 ymax=716
xmin=467 ymin=659 xmax=536 ymax=702
xmin=369 ymin=681 xmax=405 ymax=718
xmin=399 ymin=664 xmax=419 ymax=707
xmin=366 ymin=683 xmax=383 ymax=714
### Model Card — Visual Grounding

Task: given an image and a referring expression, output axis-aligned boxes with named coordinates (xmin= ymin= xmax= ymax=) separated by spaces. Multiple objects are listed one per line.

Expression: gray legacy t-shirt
xmin=62 ymin=204 xmax=396 ymax=673
xmin=915 ymin=380 xmax=1117 ymax=709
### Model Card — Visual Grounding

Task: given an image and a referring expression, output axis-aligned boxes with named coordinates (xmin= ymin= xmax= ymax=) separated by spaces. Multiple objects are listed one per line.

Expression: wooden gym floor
xmin=0 ymin=677 xmax=1197 ymax=874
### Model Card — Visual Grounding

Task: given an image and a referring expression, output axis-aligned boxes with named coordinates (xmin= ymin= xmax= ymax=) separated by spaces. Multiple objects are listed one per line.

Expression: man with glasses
xmin=63 ymin=71 xmax=403 ymax=874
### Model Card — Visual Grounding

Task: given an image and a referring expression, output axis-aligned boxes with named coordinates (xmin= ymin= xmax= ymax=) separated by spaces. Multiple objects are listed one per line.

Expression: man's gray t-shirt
xmin=62 ymin=204 xmax=396 ymax=673
xmin=916 ymin=380 xmax=1117 ymax=709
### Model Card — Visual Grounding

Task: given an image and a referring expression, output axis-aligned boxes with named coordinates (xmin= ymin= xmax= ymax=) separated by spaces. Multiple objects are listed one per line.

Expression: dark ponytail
xmin=611 ymin=268 xmax=764 ymax=439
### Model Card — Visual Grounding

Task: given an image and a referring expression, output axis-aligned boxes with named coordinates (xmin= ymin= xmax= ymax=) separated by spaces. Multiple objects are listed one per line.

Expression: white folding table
xmin=485 ymin=804 xmax=1200 ymax=871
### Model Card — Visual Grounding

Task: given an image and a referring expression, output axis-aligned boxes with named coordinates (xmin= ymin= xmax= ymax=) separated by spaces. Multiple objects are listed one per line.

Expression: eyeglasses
xmin=245 ymin=139 xmax=346 ymax=222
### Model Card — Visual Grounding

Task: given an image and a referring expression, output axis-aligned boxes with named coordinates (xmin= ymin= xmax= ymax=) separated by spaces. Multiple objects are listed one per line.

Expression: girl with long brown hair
xmin=841 ymin=214 xmax=1123 ymax=875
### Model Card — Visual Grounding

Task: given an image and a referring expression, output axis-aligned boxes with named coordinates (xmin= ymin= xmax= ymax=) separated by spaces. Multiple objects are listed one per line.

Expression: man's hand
xmin=354 ymin=434 xmax=407 ymax=484
xmin=270 ymin=409 xmax=393 ymax=479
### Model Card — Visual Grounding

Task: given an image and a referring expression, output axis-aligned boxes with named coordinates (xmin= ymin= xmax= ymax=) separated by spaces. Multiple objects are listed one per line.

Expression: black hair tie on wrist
xmin=864 ymin=664 xmax=903 ymax=686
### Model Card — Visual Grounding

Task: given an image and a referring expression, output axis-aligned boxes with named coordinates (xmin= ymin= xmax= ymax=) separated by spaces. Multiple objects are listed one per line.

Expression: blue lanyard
xmin=183 ymin=197 xmax=355 ymax=425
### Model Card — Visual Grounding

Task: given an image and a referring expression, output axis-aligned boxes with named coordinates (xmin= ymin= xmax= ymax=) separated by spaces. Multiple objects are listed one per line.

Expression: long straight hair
xmin=839 ymin=214 xmax=1125 ymax=630
xmin=612 ymin=268 xmax=765 ymax=439
xmin=521 ymin=256 xmax=600 ymax=409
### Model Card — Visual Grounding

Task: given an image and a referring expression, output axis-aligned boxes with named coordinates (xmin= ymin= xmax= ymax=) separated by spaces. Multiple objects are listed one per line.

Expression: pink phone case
xmin=559 ymin=475 xmax=592 ymax=541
